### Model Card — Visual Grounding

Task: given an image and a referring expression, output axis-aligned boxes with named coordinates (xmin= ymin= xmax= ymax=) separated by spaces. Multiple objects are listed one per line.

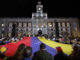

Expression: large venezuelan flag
xmin=0 ymin=36 xmax=73 ymax=60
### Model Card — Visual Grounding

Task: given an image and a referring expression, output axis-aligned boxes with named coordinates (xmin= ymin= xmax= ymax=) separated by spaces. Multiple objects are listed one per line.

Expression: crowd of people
xmin=0 ymin=43 xmax=80 ymax=60
xmin=0 ymin=36 xmax=23 ymax=45
xmin=45 ymin=35 xmax=80 ymax=45
xmin=0 ymin=34 xmax=80 ymax=60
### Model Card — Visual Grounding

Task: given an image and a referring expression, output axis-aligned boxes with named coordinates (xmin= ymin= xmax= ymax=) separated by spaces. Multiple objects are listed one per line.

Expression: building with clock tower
xmin=0 ymin=1 xmax=80 ymax=38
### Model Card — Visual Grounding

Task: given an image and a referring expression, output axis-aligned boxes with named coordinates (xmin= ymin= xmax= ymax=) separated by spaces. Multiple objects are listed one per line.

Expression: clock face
xmin=38 ymin=7 xmax=41 ymax=10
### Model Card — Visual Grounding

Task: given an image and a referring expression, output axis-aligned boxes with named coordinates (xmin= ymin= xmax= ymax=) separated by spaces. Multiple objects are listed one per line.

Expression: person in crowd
xmin=15 ymin=37 xmax=18 ymax=41
xmin=69 ymin=44 xmax=80 ymax=60
xmin=72 ymin=39 xmax=77 ymax=44
xmin=52 ymin=37 xmax=56 ymax=41
xmin=58 ymin=38 xmax=62 ymax=43
xmin=6 ymin=37 xmax=10 ymax=43
xmin=68 ymin=37 xmax=71 ymax=44
xmin=11 ymin=37 xmax=15 ymax=42
xmin=38 ymin=30 xmax=42 ymax=36
xmin=52 ymin=35 xmax=56 ymax=41
xmin=48 ymin=37 xmax=50 ymax=40
xmin=0 ymin=39 xmax=3 ymax=45
xmin=65 ymin=38 xmax=70 ymax=44
xmin=44 ymin=34 xmax=48 ymax=39
xmin=23 ymin=47 xmax=32 ymax=60
xmin=0 ymin=53 xmax=6 ymax=60
xmin=54 ymin=47 xmax=69 ymax=60
xmin=61 ymin=37 xmax=65 ymax=43
xmin=6 ymin=44 xmax=25 ymax=60
xmin=20 ymin=37 xmax=23 ymax=40
xmin=32 ymin=43 xmax=53 ymax=60
xmin=1 ymin=39 xmax=7 ymax=45
xmin=3 ymin=37 xmax=9 ymax=44
xmin=9 ymin=39 xmax=13 ymax=43
xmin=71 ymin=38 xmax=79 ymax=47
xmin=15 ymin=38 xmax=20 ymax=42
xmin=77 ymin=38 xmax=80 ymax=45
xmin=55 ymin=37 xmax=59 ymax=42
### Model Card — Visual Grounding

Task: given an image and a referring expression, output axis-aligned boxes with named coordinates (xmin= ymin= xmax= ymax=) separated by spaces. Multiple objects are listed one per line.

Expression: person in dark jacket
xmin=54 ymin=47 xmax=69 ymax=60
xmin=23 ymin=47 xmax=32 ymax=60
xmin=32 ymin=43 xmax=53 ymax=60
xmin=38 ymin=30 xmax=42 ymax=36
xmin=6 ymin=44 xmax=25 ymax=60
xmin=69 ymin=44 xmax=80 ymax=60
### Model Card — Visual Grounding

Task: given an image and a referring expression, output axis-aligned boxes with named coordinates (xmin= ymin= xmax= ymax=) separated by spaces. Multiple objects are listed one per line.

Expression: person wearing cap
xmin=54 ymin=47 xmax=69 ymax=60
xmin=32 ymin=43 xmax=53 ymax=60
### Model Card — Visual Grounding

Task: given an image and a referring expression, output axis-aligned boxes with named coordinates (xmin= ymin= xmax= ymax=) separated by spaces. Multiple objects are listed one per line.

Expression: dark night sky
xmin=0 ymin=0 xmax=80 ymax=18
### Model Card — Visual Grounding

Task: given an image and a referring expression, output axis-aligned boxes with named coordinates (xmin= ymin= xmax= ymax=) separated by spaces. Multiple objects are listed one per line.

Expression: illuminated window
xmin=19 ymin=23 xmax=22 ymax=27
xmin=53 ymin=23 xmax=55 ymax=27
xmin=58 ymin=22 xmax=61 ymax=27
xmin=62 ymin=22 xmax=65 ymax=27
xmin=23 ymin=23 xmax=27 ymax=27
xmin=9 ymin=23 xmax=12 ymax=27
xmin=48 ymin=23 xmax=52 ymax=27
xmin=67 ymin=22 xmax=70 ymax=27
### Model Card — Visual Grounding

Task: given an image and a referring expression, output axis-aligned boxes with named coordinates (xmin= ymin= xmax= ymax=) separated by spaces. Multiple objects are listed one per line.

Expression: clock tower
xmin=32 ymin=1 xmax=47 ymax=19
xmin=32 ymin=1 xmax=48 ymax=35
xmin=36 ymin=1 xmax=43 ymax=14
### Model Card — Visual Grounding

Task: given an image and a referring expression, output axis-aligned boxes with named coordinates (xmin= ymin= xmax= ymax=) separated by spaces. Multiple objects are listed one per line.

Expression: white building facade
xmin=0 ymin=2 xmax=80 ymax=37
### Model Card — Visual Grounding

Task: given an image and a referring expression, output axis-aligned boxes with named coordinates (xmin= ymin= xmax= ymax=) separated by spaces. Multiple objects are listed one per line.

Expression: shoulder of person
xmin=34 ymin=50 xmax=43 ymax=55
xmin=48 ymin=53 xmax=53 ymax=57
xmin=6 ymin=57 xmax=15 ymax=60
xmin=34 ymin=51 xmax=38 ymax=55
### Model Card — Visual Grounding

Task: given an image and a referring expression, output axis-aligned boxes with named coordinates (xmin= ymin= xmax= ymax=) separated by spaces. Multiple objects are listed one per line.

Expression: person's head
xmin=14 ymin=44 xmax=25 ymax=59
xmin=40 ymin=43 xmax=46 ymax=50
xmin=23 ymin=47 xmax=32 ymax=58
xmin=71 ymin=45 xmax=80 ymax=56
xmin=9 ymin=39 xmax=12 ymax=43
xmin=3 ymin=39 xmax=6 ymax=43
xmin=56 ymin=47 xmax=63 ymax=54
xmin=6 ymin=44 xmax=25 ymax=60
